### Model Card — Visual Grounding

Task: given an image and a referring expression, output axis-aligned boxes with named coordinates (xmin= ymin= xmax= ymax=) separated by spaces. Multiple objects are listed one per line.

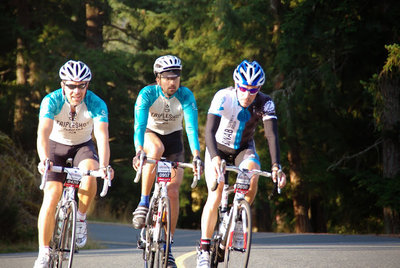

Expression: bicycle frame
xmin=40 ymin=159 xmax=112 ymax=268
xmin=134 ymin=156 xmax=198 ymax=268
xmin=210 ymin=160 xmax=276 ymax=268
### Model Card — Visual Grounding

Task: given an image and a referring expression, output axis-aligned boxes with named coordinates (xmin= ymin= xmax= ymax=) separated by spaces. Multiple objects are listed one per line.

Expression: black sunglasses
xmin=64 ymin=83 xmax=87 ymax=90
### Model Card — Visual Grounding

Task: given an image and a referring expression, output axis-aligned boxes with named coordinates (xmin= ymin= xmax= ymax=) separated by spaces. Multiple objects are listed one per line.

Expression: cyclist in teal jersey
xmin=132 ymin=55 xmax=202 ymax=268
xmin=196 ymin=60 xmax=286 ymax=268
xmin=34 ymin=60 xmax=114 ymax=268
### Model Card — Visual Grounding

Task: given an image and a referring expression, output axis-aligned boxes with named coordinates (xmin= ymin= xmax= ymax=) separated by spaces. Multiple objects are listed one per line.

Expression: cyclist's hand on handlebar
xmin=272 ymin=163 xmax=286 ymax=188
xmin=37 ymin=158 xmax=52 ymax=175
xmin=211 ymin=156 xmax=224 ymax=183
xmin=192 ymin=156 xmax=204 ymax=176
xmin=132 ymin=149 xmax=146 ymax=171
xmin=101 ymin=165 xmax=114 ymax=180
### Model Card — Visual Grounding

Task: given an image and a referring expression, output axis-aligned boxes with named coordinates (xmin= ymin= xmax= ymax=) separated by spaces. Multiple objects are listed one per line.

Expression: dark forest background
xmin=1 ymin=0 xmax=400 ymax=247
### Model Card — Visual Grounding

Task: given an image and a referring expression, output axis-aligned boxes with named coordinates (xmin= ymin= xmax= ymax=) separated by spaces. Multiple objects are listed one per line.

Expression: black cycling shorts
xmin=215 ymin=140 xmax=260 ymax=184
xmin=145 ymin=129 xmax=184 ymax=162
xmin=47 ymin=139 xmax=99 ymax=182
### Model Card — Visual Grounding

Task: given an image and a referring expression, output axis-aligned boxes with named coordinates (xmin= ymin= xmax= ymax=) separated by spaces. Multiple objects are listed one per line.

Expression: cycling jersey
xmin=206 ymin=86 xmax=280 ymax=164
xmin=39 ymin=88 xmax=108 ymax=145
xmin=134 ymin=84 xmax=200 ymax=153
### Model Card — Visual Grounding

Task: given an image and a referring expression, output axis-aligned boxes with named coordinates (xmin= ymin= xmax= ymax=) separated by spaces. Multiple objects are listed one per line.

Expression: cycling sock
xmin=39 ymin=246 xmax=50 ymax=256
xmin=77 ymin=210 xmax=86 ymax=221
xmin=138 ymin=195 xmax=149 ymax=207
xmin=200 ymin=239 xmax=211 ymax=251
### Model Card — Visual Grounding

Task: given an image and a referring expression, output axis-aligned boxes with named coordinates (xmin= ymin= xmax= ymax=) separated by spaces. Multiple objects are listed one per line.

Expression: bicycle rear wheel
xmin=150 ymin=196 xmax=171 ymax=268
xmin=223 ymin=200 xmax=252 ymax=268
xmin=50 ymin=201 xmax=77 ymax=268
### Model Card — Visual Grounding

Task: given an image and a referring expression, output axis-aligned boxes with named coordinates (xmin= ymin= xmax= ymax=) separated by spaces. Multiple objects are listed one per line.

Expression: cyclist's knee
xmin=143 ymin=142 xmax=164 ymax=158
xmin=205 ymin=192 xmax=222 ymax=209
xmin=78 ymin=158 xmax=98 ymax=170
xmin=167 ymin=186 xmax=180 ymax=200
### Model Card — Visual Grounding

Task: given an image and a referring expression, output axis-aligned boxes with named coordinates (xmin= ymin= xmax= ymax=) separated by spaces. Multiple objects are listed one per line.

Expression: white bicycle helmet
xmin=233 ymin=60 xmax=265 ymax=87
xmin=153 ymin=55 xmax=182 ymax=75
xmin=59 ymin=60 xmax=92 ymax=82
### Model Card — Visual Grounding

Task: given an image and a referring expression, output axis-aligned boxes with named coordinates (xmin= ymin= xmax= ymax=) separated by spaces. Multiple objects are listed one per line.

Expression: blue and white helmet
xmin=153 ymin=55 xmax=182 ymax=75
xmin=233 ymin=60 xmax=265 ymax=86
xmin=59 ymin=60 xmax=92 ymax=82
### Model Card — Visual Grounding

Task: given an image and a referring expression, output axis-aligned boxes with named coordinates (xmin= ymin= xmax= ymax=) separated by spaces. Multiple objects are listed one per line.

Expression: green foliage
xmin=0 ymin=132 xmax=42 ymax=243
xmin=381 ymin=44 xmax=400 ymax=77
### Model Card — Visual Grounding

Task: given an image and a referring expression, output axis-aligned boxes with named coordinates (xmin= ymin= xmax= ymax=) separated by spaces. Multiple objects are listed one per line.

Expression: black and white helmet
xmin=59 ymin=60 xmax=92 ymax=82
xmin=153 ymin=55 xmax=182 ymax=75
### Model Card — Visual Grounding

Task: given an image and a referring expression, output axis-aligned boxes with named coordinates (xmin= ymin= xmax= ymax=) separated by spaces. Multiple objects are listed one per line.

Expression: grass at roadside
xmin=0 ymin=237 xmax=106 ymax=254
xmin=0 ymin=240 xmax=38 ymax=253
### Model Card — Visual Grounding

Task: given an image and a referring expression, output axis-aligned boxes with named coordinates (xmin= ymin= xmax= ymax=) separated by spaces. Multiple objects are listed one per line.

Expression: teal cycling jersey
xmin=134 ymin=84 xmax=200 ymax=153
xmin=39 ymin=88 xmax=108 ymax=145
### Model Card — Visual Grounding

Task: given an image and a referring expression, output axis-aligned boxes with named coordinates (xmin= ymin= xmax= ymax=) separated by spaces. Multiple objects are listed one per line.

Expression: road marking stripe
xmin=176 ymin=250 xmax=197 ymax=268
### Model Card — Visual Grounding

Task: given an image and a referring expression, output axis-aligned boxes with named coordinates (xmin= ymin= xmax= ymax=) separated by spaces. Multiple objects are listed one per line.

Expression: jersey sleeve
xmin=39 ymin=89 xmax=63 ymax=119
xmin=181 ymin=88 xmax=201 ymax=152
xmin=134 ymin=86 xmax=153 ymax=150
xmin=263 ymin=119 xmax=280 ymax=165
xmin=207 ymin=89 xmax=226 ymax=117
xmin=205 ymin=113 xmax=221 ymax=159
xmin=262 ymin=98 xmax=278 ymax=121
xmin=86 ymin=91 xmax=109 ymax=123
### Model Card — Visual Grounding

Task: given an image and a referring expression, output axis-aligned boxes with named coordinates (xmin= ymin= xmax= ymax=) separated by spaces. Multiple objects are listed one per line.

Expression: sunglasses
xmin=237 ymin=85 xmax=260 ymax=95
xmin=64 ymin=83 xmax=87 ymax=90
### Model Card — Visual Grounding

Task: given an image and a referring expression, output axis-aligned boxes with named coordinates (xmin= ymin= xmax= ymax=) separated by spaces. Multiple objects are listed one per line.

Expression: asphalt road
xmin=1 ymin=221 xmax=400 ymax=268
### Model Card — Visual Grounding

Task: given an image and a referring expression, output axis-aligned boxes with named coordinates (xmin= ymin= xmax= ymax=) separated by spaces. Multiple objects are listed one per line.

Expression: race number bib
xmin=157 ymin=162 xmax=172 ymax=183
xmin=64 ymin=169 xmax=82 ymax=188
xmin=234 ymin=174 xmax=250 ymax=194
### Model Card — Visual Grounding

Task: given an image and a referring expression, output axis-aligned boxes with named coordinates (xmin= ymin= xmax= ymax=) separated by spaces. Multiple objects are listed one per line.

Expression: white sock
xmin=77 ymin=210 xmax=86 ymax=221
xmin=39 ymin=246 xmax=50 ymax=256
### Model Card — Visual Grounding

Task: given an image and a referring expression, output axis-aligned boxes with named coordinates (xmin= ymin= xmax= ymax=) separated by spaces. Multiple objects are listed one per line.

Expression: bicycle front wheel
xmin=51 ymin=201 xmax=77 ymax=268
xmin=224 ymin=199 xmax=252 ymax=268
xmin=151 ymin=196 xmax=171 ymax=268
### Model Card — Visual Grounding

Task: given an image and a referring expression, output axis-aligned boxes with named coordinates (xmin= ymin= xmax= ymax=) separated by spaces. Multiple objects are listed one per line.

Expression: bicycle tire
xmin=57 ymin=201 xmax=77 ymax=268
xmin=50 ymin=203 xmax=62 ymax=267
xmin=223 ymin=199 xmax=252 ymax=268
xmin=156 ymin=196 xmax=171 ymax=268
xmin=145 ymin=197 xmax=157 ymax=267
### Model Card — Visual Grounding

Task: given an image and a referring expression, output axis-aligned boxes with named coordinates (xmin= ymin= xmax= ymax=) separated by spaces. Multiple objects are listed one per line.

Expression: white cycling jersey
xmin=39 ymin=89 xmax=108 ymax=145
xmin=208 ymin=86 xmax=277 ymax=150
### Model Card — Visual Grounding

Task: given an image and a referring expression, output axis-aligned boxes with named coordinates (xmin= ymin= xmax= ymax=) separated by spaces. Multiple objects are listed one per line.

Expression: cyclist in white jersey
xmin=132 ymin=55 xmax=202 ymax=268
xmin=196 ymin=60 xmax=287 ymax=268
xmin=34 ymin=60 xmax=114 ymax=268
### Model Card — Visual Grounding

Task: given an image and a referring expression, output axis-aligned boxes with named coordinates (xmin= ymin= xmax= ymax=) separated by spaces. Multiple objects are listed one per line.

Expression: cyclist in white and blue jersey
xmin=34 ymin=60 xmax=114 ymax=268
xmin=196 ymin=60 xmax=287 ymax=268
xmin=132 ymin=55 xmax=202 ymax=268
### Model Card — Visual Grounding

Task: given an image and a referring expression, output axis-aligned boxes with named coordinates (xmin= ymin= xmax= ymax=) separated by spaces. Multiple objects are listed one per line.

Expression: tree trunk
xmin=14 ymin=0 xmax=30 ymax=139
xmin=288 ymin=145 xmax=313 ymax=233
xmin=381 ymin=78 xmax=400 ymax=234
xmin=86 ymin=1 xmax=104 ymax=49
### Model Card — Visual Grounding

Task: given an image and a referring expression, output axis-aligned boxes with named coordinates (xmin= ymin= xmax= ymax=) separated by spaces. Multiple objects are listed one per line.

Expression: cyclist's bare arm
xmin=36 ymin=117 xmax=53 ymax=173
xmin=93 ymin=121 xmax=113 ymax=180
